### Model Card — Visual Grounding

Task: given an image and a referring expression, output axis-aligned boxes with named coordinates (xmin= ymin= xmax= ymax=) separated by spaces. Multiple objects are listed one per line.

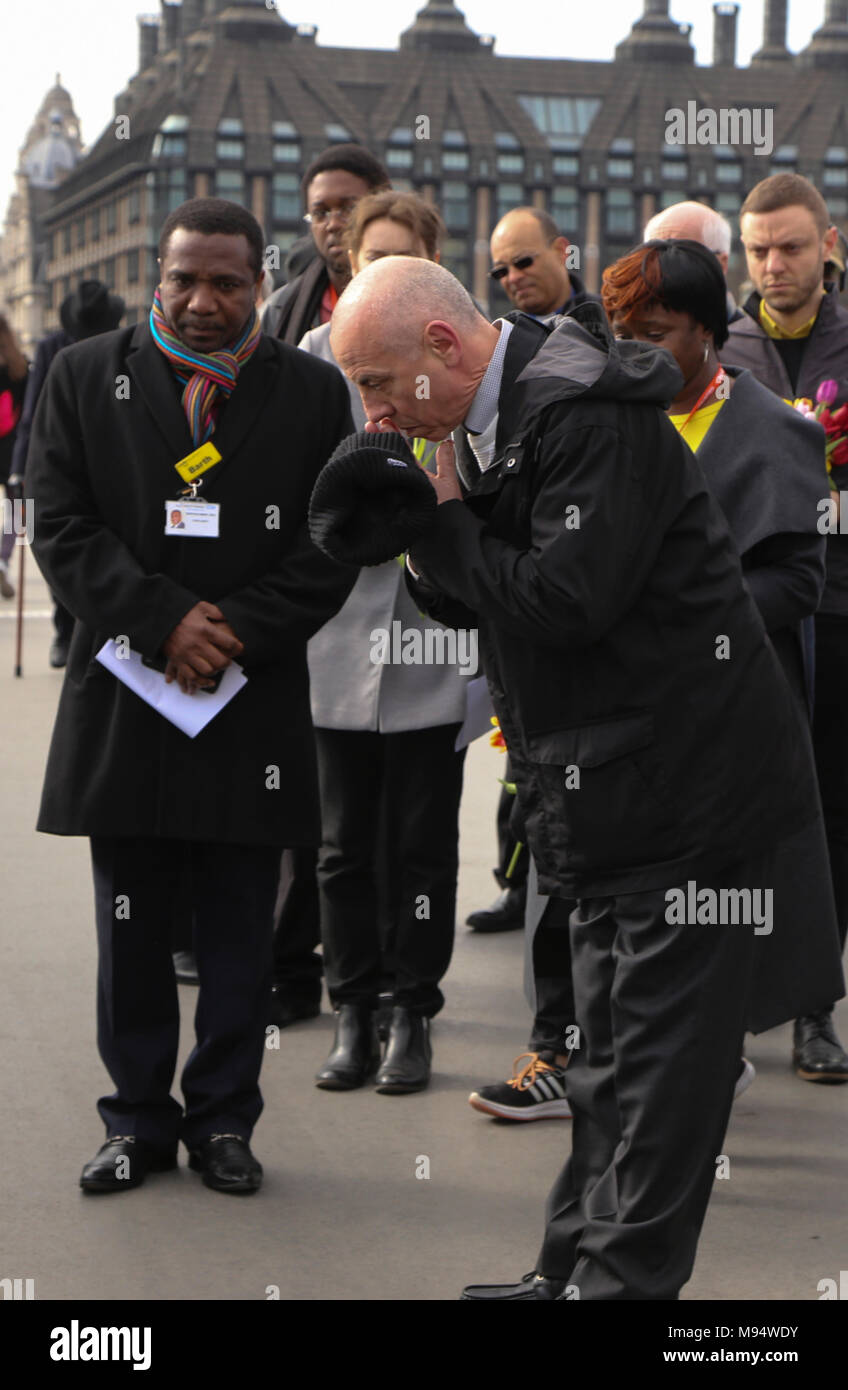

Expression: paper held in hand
xmin=95 ymin=640 xmax=247 ymax=738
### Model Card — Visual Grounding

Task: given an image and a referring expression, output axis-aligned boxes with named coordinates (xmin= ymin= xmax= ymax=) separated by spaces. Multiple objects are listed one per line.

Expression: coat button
xmin=506 ymin=457 xmax=515 ymax=468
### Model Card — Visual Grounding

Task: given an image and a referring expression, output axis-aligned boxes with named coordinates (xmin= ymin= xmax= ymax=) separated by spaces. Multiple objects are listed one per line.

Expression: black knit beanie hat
xmin=308 ymin=430 xmax=438 ymax=566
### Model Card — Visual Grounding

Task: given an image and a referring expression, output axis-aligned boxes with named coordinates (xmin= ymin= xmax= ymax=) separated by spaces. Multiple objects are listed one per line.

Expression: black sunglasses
xmin=489 ymin=253 xmax=538 ymax=282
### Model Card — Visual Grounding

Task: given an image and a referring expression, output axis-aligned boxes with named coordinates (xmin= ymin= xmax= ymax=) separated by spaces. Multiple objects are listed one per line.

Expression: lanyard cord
xmin=675 ymin=366 xmax=726 ymax=433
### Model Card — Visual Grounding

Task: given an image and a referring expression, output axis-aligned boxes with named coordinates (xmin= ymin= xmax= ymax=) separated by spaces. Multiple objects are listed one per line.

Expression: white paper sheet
xmin=454 ymin=674 xmax=494 ymax=750
xmin=95 ymin=640 xmax=248 ymax=739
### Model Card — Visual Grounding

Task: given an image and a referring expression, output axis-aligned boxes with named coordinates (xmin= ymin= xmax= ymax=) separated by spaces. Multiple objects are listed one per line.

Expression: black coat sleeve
xmin=408 ymin=417 xmax=664 ymax=648
xmin=215 ymin=372 xmax=358 ymax=664
xmin=742 ymin=531 xmax=825 ymax=632
xmin=27 ymin=350 xmax=201 ymax=656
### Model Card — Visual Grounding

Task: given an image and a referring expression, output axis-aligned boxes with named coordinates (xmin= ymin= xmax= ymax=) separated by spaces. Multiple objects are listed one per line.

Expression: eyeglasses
xmin=304 ymin=199 xmax=359 ymax=226
xmin=489 ymin=253 xmax=538 ymax=282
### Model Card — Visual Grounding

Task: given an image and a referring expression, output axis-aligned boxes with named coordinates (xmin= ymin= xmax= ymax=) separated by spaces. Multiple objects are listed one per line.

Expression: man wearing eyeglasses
xmin=489 ymin=207 xmax=600 ymax=324
xmin=262 ymin=144 xmax=390 ymax=346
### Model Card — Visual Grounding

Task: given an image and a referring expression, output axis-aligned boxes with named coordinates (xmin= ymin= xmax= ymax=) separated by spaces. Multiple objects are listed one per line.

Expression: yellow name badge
xmin=174 ymin=442 xmax=222 ymax=484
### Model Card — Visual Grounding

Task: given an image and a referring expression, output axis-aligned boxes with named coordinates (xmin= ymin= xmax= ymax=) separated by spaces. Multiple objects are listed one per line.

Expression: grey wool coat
xmin=27 ymin=323 xmax=357 ymax=846
xmin=299 ymin=321 xmax=471 ymax=733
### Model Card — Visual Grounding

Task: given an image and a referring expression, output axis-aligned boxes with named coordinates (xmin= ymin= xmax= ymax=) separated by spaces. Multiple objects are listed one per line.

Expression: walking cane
xmin=14 ymin=531 xmax=25 ymax=678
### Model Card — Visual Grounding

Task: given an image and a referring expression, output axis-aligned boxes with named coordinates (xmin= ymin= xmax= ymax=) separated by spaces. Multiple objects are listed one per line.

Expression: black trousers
xmin=91 ymin=836 xmax=281 ymax=1150
xmin=528 ymin=895 xmax=576 ymax=1054
xmin=813 ymin=614 xmax=848 ymax=956
xmin=535 ymin=855 xmax=763 ymax=1299
xmin=271 ymin=846 xmax=322 ymax=1000
xmin=315 ymin=725 xmax=465 ymax=1017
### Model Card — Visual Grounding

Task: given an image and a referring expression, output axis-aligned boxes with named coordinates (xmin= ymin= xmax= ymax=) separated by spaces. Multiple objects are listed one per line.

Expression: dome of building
xmin=23 ymin=112 xmax=79 ymax=188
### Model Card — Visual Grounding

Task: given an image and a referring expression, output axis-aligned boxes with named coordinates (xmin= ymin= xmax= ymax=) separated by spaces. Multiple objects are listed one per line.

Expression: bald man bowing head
xmin=331 ymin=256 xmax=823 ymax=1302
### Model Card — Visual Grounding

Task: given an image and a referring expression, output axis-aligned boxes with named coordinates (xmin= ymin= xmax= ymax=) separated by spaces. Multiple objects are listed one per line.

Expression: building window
xmin=442 ymin=181 xmax=471 ymax=230
xmin=518 ymin=95 xmax=601 ymax=142
xmin=824 ymin=148 xmax=848 ymax=187
xmin=827 ymin=195 xmax=847 ymax=216
xmin=104 ymin=259 xmax=117 ymax=289
xmin=273 ymin=142 xmax=300 ymax=163
xmin=495 ymin=182 xmax=524 ymax=221
xmin=325 ymin=123 xmax=352 ymax=142
xmin=389 ymin=178 xmax=414 ymax=194
xmin=606 ymin=159 xmax=633 ymax=179
xmin=105 ymin=202 xmax=117 ymax=235
xmin=551 ymin=187 xmax=580 ymax=236
xmin=716 ymin=161 xmax=742 ymax=184
xmin=75 ymin=218 xmax=85 ymax=249
xmin=441 ymin=236 xmax=468 ymax=282
xmin=216 ymin=169 xmax=246 ymax=203
xmin=128 ymin=189 xmax=141 ymax=224
xmin=770 ymin=144 xmax=797 ymax=175
xmin=157 ymin=167 xmax=187 ymax=214
xmin=660 ymin=188 xmax=686 ymax=209
xmin=442 ymin=129 xmax=467 ymax=148
xmin=153 ymin=115 xmax=189 ymax=159
xmin=217 ymin=118 xmax=244 ymax=162
xmin=553 ymin=155 xmax=579 ymax=177
xmin=89 ymin=208 xmax=100 ymax=241
xmin=126 ymin=250 xmax=140 ymax=284
xmin=389 ymin=126 xmax=414 ymax=145
xmin=62 ymin=225 xmax=72 ymax=255
xmin=497 ymin=154 xmax=525 ymax=174
xmin=217 ymin=140 xmax=244 ymax=160
xmin=388 ymin=148 xmax=414 ymax=170
xmin=606 ymin=188 xmax=635 ymax=236
xmin=661 ymin=150 xmax=688 ymax=181
xmin=272 ymin=172 xmax=300 ymax=221
xmin=272 ymin=121 xmax=297 ymax=139
xmin=442 ymin=151 xmax=469 ymax=171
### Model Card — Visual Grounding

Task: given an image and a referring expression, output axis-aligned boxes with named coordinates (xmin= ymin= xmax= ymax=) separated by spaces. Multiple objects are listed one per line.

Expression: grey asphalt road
xmin=0 ymin=552 xmax=846 ymax=1302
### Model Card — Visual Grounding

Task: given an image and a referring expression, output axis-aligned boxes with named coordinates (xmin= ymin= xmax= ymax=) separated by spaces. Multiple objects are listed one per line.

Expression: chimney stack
xmin=138 ymin=16 xmax=159 ymax=71
xmin=181 ymin=0 xmax=205 ymax=32
xmin=160 ymin=1 xmax=180 ymax=50
xmin=751 ymin=0 xmax=792 ymax=64
xmin=713 ymin=2 xmax=738 ymax=66
xmin=800 ymin=0 xmax=848 ymax=68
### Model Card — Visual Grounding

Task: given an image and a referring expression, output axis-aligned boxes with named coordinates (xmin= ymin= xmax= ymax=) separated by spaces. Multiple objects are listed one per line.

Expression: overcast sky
xmin=0 ymin=0 xmax=828 ymax=213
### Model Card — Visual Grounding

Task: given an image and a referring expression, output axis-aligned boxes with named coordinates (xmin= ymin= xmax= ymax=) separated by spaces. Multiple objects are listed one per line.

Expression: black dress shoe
xmin=793 ymin=1011 xmax=848 ymax=1082
xmin=315 ymin=1003 xmax=380 ymax=1090
xmin=269 ymin=987 xmax=320 ymax=1029
xmin=187 ymin=1134 xmax=262 ymax=1193
xmin=466 ymin=885 xmax=526 ymax=933
xmin=80 ymin=1136 xmax=177 ymax=1193
xmin=375 ymin=1006 xmax=431 ymax=1093
xmin=49 ymin=636 xmax=70 ymax=669
xmin=461 ymin=1271 xmax=567 ymax=1300
xmin=172 ymin=950 xmax=199 ymax=985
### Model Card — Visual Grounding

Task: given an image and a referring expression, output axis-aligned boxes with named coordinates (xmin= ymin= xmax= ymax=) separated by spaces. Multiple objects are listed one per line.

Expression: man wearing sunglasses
xmin=489 ymin=207 xmax=600 ymax=324
xmin=262 ymin=144 xmax=390 ymax=346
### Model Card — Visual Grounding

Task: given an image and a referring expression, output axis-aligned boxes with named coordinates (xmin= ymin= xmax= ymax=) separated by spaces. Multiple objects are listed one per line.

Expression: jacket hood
xmin=515 ymin=302 xmax=684 ymax=410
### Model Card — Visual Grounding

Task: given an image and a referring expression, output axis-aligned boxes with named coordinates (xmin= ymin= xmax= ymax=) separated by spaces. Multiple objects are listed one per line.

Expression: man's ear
xmin=824 ymin=225 xmax=839 ymax=263
xmin=553 ymin=236 xmax=570 ymax=261
xmin=425 ymin=319 xmax=460 ymax=364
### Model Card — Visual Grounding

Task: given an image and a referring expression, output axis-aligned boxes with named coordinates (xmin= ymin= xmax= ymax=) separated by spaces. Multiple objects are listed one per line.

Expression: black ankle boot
xmin=315 ymin=1003 xmax=380 ymax=1090
xmin=792 ymin=1011 xmax=848 ymax=1083
xmin=375 ymin=1006 xmax=431 ymax=1093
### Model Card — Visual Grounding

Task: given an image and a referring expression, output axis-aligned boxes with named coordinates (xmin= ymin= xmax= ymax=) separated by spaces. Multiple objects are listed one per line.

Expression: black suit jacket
xmin=27 ymin=323 xmax=356 ymax=846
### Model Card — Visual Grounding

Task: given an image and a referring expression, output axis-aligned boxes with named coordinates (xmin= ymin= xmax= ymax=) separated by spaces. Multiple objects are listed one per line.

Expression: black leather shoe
xmin=461 ymin=1271 xmax=567 ymax=1301
xmin=187 ymin=1134 xmax=262 ymax=1193
xmin=173 ymin=950 xmax=199 ymax=985
xmin=49 ymin=636 xmax=69 ymax=669
xmin=793 ymin=1012 xmax=848 ymax=1082
xmin=315 ymin=1004 xmax=380 ymax=1090
xmin=80 ymin=1136 xmax=177 ymax=1193
xmin=269 ymin=987 xmax=320 ymax=1029
xmin=466 ymin=885 xmax=526 ymax=933
xmin=375 ymin=1006 xmax=431 ymax=1093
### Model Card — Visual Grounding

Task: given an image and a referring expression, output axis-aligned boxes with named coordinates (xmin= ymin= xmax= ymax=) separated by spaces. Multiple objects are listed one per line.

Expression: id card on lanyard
xmin=165 ymin=441 xmax=222 ymax=537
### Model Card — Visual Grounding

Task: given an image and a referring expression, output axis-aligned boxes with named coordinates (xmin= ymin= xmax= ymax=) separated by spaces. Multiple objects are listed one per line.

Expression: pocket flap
xmin=526 ymin=712 xmax=654 ymax=768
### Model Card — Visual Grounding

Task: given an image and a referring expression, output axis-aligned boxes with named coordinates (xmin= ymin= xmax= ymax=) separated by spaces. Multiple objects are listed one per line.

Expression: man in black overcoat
xmin=27 ymin=199 xmax=355 ymax=1195
xmin=328 ymin=256 xmax=842 ymax=1298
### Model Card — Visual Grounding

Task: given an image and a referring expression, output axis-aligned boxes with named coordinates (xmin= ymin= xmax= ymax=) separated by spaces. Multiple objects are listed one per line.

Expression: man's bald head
xmin=331 ymin=256 xmax=499 ymax=440
xmin=643 ymin=202 xmax=732 ymax=274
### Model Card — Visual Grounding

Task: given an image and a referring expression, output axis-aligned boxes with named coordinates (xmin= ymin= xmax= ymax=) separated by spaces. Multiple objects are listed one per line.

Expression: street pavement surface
xmin=1 ymin=551 xmax=846 ymax=1302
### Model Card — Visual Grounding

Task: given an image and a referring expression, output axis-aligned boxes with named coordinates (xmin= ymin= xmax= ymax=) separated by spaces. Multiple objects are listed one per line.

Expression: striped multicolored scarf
xmin=149 ymin=288 xmax=262 ymax=445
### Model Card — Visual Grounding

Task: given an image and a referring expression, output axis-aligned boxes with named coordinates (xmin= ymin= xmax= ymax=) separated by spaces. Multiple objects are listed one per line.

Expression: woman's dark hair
xmin=301 ymin=143 xmax=390 ymax=203
xmin=158 ymin=198 xmax=265 ymax=276
xmin=601 ymin=237 xmax=729 ymax=349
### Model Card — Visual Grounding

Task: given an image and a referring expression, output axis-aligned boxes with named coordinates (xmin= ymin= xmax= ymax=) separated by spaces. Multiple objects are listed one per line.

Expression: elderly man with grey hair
xmin=644 ymin=200 xmax=738 ymax=318
xmin=324 ymin=255 xmax=829 ymax=1300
